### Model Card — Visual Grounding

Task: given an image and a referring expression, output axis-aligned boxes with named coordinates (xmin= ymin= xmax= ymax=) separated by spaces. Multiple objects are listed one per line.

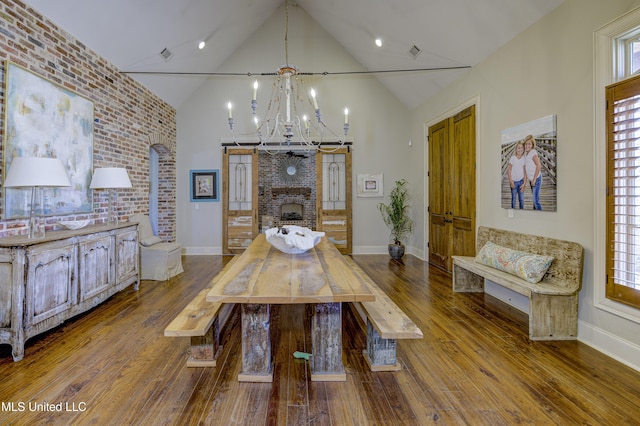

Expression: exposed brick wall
xmin=258 ymin=151 xmax=316 ymax=230
xmin=0 ymin=0 xmax=177 ymax=240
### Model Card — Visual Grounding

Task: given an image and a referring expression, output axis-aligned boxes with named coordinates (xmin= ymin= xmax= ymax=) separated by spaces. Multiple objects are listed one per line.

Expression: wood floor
xmin=1 ymin=255 xmax=639 ymax=425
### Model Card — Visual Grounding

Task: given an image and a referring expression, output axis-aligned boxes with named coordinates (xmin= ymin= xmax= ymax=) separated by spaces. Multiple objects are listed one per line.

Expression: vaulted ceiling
xmin=23 ymin=0 xmax=565 ymax=110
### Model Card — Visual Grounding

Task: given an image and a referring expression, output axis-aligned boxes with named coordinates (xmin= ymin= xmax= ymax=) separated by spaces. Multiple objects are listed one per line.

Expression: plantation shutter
xmin=606 ymin=75 xmax=640 ymax=308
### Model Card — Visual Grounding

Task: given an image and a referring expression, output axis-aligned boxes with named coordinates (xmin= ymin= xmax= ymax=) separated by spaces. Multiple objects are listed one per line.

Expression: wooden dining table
xmin=206 ymin=233 xmax=375 ymax=382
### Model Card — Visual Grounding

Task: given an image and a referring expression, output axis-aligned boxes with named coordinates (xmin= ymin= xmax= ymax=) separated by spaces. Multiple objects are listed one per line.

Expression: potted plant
xmin=377 ymin=179 xmax=413 ymax=260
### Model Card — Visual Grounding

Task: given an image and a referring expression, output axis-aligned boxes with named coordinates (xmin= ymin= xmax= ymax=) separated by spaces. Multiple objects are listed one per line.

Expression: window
xmin=596 ymin=6 xmax=640 ymax=328
xmin=606 ymin=75 xmax=640 ymax=309
xmin=617 ymin=29 xmax=640 ymax=79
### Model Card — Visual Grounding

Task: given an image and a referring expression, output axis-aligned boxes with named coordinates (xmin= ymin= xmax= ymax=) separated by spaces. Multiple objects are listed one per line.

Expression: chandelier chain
xmin=284 ymin=1 xmax=289 ymax=66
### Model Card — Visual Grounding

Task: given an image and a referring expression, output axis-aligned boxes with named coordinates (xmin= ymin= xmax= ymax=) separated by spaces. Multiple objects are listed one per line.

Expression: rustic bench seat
xmin=452 ymin=226 xmax=583 ymax=341
xmin=164 ymin=256 xmax=237 ymax=367
xmin=344 ymin=256 xmax=423 ymax=371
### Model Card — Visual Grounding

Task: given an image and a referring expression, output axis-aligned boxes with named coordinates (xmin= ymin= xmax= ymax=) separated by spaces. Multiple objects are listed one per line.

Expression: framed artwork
xmin=357 ymin=173 xmax=383 ymax=197
xmin=190 ymin=169 xmax=219 ymax=202
xmin=2 ymin=61 xmax=94 ymax=218
xmin=500 ymin=115 xmax=557 ymax=211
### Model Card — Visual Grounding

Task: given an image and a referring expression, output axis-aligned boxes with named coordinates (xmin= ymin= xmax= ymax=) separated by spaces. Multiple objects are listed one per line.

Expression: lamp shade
xmin=90 ymin=168 xmax=132 ymax=189
xmin=3 ymin=157 xmax=71 ymax=187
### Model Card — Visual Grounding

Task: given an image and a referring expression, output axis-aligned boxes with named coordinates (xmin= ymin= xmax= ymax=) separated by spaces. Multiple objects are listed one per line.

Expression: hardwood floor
xmin=0 ymin=254 xmax=639 ymax=425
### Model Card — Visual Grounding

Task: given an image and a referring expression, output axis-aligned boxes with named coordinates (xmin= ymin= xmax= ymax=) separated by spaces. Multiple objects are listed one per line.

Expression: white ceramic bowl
xmin=265 ymin=226 xmax=324 ymax=254
xmin=58 ymin=219 xmax=90 ymax=230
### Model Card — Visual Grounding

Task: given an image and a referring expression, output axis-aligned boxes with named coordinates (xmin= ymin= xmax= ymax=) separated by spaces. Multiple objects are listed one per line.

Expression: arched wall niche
xmin=147 ymin=131 xmax=177 ymax=241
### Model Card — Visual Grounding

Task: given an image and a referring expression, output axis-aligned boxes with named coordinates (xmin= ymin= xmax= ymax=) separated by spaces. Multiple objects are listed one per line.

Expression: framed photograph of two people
xmin=500 ymin=115 xmax=557 ymax=211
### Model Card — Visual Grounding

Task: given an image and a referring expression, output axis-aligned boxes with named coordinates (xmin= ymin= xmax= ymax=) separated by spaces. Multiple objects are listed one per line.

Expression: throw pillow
xmin=140 ymin=236 xmax=162 ymax=247
xmin=475 ymin=241 xmax=554 ymax=284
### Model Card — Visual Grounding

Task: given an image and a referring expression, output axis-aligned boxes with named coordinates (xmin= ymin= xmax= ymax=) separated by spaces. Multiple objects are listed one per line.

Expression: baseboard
xmin=182 ymin=246 xmax=221 ymax=255
xmin=351 ymin=245 xmax=388 ymax=254
xmin=352 ymin=245 xmax=423 ymax=258
xmin=578 ymin=320 xmax=640 ymax=372
xmin=184 ymin=244 xmax=421 ymax=257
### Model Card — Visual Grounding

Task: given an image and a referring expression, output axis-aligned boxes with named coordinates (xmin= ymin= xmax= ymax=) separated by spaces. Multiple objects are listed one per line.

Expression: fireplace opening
xmin=281 ymin=203 xmax=303 ymax=221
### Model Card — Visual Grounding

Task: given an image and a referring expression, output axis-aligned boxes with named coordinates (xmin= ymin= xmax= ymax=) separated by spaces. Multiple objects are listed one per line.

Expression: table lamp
xmin=3 ymin=157 xmax=71 ymax=239
xmin=89 ymin=167 xmax=132 ymax=225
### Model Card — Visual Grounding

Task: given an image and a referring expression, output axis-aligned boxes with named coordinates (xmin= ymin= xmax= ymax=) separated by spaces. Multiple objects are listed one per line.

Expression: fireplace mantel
xmin=271 ymin=187 xmax=312 ymax=199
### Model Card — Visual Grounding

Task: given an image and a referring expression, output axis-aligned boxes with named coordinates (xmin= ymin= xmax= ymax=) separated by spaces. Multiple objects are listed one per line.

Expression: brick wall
xmin=0 ymin=0 xmax=177 ymax=239
xmin=258 ymin=151 xmax=316 ymax=229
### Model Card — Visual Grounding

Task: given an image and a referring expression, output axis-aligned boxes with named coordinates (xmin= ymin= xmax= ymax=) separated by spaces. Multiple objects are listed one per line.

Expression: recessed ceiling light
xmin=375 ymin=38 xmax=383 ymax=47
xmin=198 ymin=40 xmax=206 ymax=50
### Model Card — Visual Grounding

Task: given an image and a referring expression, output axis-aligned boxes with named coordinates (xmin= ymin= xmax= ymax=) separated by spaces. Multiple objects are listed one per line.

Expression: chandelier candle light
xmin=3 ymin=157 xmax=71 ymax=239
xmin=89 ymin=167 xmax=132 ymax=225
xmin=227 ymin=1 xmax=349 ymax=149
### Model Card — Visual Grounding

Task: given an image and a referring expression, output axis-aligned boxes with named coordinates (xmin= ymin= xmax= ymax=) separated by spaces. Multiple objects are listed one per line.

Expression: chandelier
xmin=226 ymin=1 xmax=349 ymax=150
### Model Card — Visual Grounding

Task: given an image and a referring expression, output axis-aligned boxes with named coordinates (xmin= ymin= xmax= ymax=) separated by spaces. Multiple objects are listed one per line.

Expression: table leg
xmin=311 ymin=302 xmax=346 ymax=381
xmin=238 ymin=303 xmax=273 ymax=382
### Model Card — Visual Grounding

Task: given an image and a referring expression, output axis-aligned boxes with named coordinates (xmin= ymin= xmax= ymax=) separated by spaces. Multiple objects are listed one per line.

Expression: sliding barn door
xmin=223 ymin=148 xmax=258 ymax=254
xmin=428 ymin=105 xmax=476 ymax=272
xmin=316 ymin=148 xmax=352 ymax=254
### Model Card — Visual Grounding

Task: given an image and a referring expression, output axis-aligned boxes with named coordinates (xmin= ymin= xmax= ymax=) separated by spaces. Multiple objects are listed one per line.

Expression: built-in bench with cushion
xmin=452 ymin=226 xmax=583 ymax=340
xmin=164 ymin=256 xmax=237 ymax=367
xmin=344 ymin=256 xmax=423 ymax=371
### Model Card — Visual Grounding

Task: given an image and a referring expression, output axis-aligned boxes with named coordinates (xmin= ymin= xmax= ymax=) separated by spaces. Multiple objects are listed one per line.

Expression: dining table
xmin=206 ymin=233 xmax=375 ymax=382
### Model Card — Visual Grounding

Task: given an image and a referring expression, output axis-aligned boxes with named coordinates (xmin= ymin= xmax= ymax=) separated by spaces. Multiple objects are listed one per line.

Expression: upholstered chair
xmin=128 ymin=214 xmax=183 ymax=281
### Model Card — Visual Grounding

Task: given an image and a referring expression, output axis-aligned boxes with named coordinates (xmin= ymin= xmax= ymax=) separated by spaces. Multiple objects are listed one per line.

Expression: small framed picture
xmin=190 ymin=169 xmax=219 ymax=202
xmin=357 ymin=173 xmax=384 ymax=197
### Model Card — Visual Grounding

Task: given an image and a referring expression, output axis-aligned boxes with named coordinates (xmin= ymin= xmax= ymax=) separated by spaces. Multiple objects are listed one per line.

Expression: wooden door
xmin=451 ymin=106 xmax=476 ymax=262
xmin=428 ymin=105 xmax=476 ymax=272
xmin=428 ymin=118 xmax=451 ymax=270
xmin=223 ymin=148 xmax=258 ymax=254
xmin=316 ymin=148 xmax=352 ymax=254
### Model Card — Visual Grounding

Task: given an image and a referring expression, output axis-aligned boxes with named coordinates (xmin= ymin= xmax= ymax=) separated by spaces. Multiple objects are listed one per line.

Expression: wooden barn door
xmin=223 ymin=148 xmax=258 ymax=254
xmin=316 ymin=148 xmax=352 ymax=254
xmin=428 ymin=105 xmax=476 ymax=272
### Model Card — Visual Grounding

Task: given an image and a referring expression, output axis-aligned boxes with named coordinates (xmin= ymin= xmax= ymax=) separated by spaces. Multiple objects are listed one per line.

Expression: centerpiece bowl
xmin=265 ymin=225 xmax=324 ymax=254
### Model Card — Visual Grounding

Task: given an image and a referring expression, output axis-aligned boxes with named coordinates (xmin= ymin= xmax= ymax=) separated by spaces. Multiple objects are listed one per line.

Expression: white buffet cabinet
xmin=0 ymin=223 xmax=139 ymax=361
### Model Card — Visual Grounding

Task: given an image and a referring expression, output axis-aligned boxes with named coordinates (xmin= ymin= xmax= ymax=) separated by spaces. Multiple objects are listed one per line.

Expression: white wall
xmin=176 ymin=4 xmax=412 ymax=255
xmin=411 ymin=0 xmax=640 ymax=370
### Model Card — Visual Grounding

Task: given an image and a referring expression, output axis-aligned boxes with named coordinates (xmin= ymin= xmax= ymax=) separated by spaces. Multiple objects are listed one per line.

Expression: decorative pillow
xmin=475 ymin=241 xmax=554 ymax=284
xmin=140 ymin=236 xmax=162 ymax=247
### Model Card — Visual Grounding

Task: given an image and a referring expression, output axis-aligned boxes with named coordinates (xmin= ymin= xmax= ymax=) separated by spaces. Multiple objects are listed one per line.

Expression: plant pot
xmin=388 ymin=243 xmax=405 ymax=260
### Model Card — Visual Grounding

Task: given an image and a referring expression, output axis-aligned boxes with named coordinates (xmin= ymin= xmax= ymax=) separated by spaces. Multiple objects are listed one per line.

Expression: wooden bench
xmin=164 ymin=256 xmax=237 ymax=367
xmin=344 ymin=256 xmax=423 ymax=371
xmin=452 ymin=226 xmax=583 ymax=341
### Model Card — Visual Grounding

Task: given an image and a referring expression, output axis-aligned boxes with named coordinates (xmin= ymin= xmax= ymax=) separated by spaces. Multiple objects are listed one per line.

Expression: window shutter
xmin=606 ymin=75 xmax=640 ymax=308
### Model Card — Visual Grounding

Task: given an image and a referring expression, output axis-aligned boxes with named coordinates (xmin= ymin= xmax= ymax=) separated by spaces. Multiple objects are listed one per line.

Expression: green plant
xmin=377 ymin=179 xmax=413 ymax=245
